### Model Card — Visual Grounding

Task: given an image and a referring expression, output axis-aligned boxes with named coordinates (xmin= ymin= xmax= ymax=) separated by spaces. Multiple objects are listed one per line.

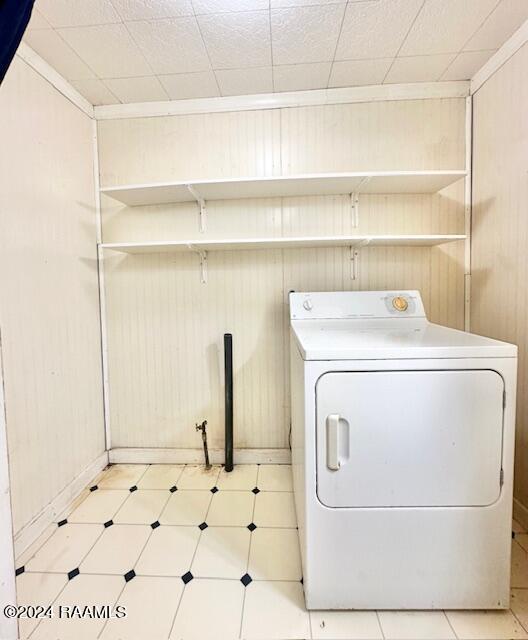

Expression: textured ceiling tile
xmin=159 ymin=71 xmax=220 ymax=99
xmin=36 ymin=0 xmax=120 ymax=27
xmin=399 ymin=0 xmax=499 ymax=56
xmin=192 ymin=0 xmax=269 ymax=13
xmin=440 ymin=50 xmax=496 ymax=81
xmin=58 ymin=24 xmax=152 ymax=78
xmin=273 ymin=62 xmax=331 ymax=92
xmin=385 ymin=53 xmax=456 ymax=83
xmin=126 ymin=18 xmax=211 ymax=74
xmin=111 ymin=0 xmax=194 ymax=20
xmin=216 ymin=67 xmax=273 ymax=95
xmin=104 ymin=76 xmax=169 ymax=102
xmin=24 ymin=29 xmax=96 ymax=80
xmin=329 ymin=58 xmax=392 ymax=88
xmin=464 ymin=0 xmax=528 ymax=52
xmin=26 ymin=9 xmax=51 ymax=30
xmin=198 ymin=11 xmax=271 ymax=69
xmin=271 ymin=0 xmax=348 ymax=6
xmin=71 ymin=79 xmax=120 ymax=105
xmin=271 ymin=4 xmax=345 ymax=65
xmin=335 ymin=0 xmax=422 ymax=61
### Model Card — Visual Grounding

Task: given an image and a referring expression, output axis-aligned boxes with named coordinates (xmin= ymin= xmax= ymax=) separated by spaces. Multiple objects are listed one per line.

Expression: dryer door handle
xmin=326 ymin=414 xmax=341 ymax=471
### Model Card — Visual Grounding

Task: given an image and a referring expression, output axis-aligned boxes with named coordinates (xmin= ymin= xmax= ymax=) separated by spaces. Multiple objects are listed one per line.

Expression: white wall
xmin=97 ymin=98 xmax=466 ymax=453
xmin=0 ymin=57 xmax=105 ymax=536
xmin=471 ymin=43 xmax=528 ymax=523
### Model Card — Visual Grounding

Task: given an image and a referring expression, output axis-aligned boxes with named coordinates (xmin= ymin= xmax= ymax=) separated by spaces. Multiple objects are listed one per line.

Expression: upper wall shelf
xmin=100 ymin=234 xmax=466 ymax=254
xmin=100 ymin=170 xmax=467 ymax=207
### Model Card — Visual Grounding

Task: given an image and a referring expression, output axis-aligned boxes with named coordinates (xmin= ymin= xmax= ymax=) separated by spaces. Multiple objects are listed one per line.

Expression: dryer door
xmin=316 ymin=369 xmax=504 ymax=508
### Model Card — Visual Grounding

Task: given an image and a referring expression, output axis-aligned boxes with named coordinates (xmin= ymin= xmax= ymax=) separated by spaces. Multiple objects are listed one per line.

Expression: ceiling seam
xmin=381 ymin=0 xmax=426 ymax=84
xmin=191 ymin=2 xmax=223 ymax=98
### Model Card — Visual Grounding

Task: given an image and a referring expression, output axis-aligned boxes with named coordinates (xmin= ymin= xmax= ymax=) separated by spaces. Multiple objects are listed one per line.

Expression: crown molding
xmin=471 ymin=18 xmax=528 ymax=94
xmin=15 ymin=43 xmax=94 ymax=118
xmin=94 ymin=81 xmax=469 ymax=121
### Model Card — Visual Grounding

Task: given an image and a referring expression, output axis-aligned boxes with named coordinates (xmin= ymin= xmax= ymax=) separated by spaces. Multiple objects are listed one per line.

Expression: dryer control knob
xmin=392 ymin=296 xmax=409 ymax=312
xmin=303 ymin=299 xmax=313 ymax=311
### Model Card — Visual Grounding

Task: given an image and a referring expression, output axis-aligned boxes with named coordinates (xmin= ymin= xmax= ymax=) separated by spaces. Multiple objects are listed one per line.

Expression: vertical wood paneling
xmin=98 ymin=97 xmax=466 ymax=451
xmin=0 ymin=59 xmax=104 ymax=533
xmin=471 ymin=43 xmax=528 ymax=510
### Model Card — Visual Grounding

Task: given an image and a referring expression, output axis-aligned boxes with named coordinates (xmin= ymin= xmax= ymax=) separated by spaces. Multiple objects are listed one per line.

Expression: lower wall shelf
xmin=100 ymin=234 xmax=466 ymax=254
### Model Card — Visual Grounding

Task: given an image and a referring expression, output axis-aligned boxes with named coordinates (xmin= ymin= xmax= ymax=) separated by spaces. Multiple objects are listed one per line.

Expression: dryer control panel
xmin=289 ymin=290 xmax=426 ymax=320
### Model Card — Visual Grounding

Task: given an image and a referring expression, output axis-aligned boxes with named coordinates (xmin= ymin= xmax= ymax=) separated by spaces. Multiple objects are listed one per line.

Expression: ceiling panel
xmin=159 ymin=71 xmax=220 ymax=99
xmin=104 ymin=76 xmax=169 ymax=102
xmin=37 ymin=0 xmax=121 ymax=27
xmin=385 ymin=53 xmax=456 ymax=83
xmin=21 ymin=0 xmax=528 ymax=105
xmin=464 ymin=0 xmax=528 ymax=51
xmin=273 ymin=62 xmax=331 ymax=92
xmin=441 ymin=50 xmax=496 ymax=81
xmin=197 ymin=10 xmax=271 ymax=69
xmin=126 ymin=17 xmax=211 ymax=74
xmin=24 ymin=28 xmax=96 ymax=80
xmin=271 ymin=4 xmax=346 ymax=65
xmin=336 ymin=0 xmax=423 ymax=61
xmin=58 ymin=23 xmax=152 ymax=78
xmin=111 ymin=0 xmax=194 ymax=20
xmin=71 ymin=79 xmax=119 ymax=105
xmin=215 ymin=67 xmax=273 ymax=95
xmin=329 ymin=58 xmax=392 ymax=88
xmin=399 ymin=0 xmax=498 ymax=56
xmin=192 ymin=0 xmax=269 ymax=14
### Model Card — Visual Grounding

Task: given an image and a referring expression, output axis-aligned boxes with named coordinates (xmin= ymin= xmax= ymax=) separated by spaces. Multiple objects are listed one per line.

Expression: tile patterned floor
xmin=13 ymin=464 xmax=528 ymax=639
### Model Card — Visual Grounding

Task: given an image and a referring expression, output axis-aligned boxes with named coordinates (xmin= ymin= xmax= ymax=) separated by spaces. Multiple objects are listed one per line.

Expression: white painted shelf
xmin=101 ymin=171 xmax=466 ymax=206
xmin=100 ymin=234 xmax=466 ymax=254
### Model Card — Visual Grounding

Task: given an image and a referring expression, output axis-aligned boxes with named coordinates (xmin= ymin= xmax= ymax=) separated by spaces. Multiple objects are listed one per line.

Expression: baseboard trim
xmin=108 ymin=447 xmax=291 ymax=465
xmin=513 ymin=497 xmax=528 ymax=531
xmin=14 ymin=451 xmax=108 ymax=557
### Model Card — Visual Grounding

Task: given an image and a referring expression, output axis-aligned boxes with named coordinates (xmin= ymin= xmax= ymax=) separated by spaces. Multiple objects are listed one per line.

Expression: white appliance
xmin=289 ymin=290 xmax=517 ymax=610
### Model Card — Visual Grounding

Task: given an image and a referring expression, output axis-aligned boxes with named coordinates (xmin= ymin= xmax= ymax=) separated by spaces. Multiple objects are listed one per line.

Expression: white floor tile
xmin=170 ymin=578 xmax=245 ymax=639
xmin=310 ymin=610 xmax=383 ymax=639
xmin=138 ymin=464 xmax=184 ymax=489
xmin=192 ymin=527 xmax=250 ymax=578
xmin=207 ymin=491 xmax=254 ymax=527
xmin=160 ymin=491 xmax=212 ymax=525
xmin=257 ymin=465 xmax=293 ymax=491
xmin=253 ymin=492 xmax=297 ymax=528
xmin=136 ymin=525 xmax=201 ymax=577
xmin=378 ymin=610 xmax=455 ymax=639
xmin=98 ymin=464 xmax=148 ymax=489
xmin=16 ymin=572 xmax=68 ymax=639
xmin=113 ymin=490 xmax=169 ymax=524
xmin=100 ymin=576 xmax=184 ymax=640
xmin=31 ymin=574 xmax=123 ymax=639
xmin=512 ymin=541 xmax=528 ymax=588
xmin=217 ymin=465 xmax=258 ymax=490
xmin=511 ymin=589 xmax=528 ymax=630
xmin=26 ymin=524 xmax=102 ymax=573
xmin=68 ymin=490 xmax=129 ymax=523
xmin=241 ymin=580 xmax=310 ymax=639
xmin=80 ymin=525 xmax=151 ymax=574
xmin=248 ymin=528 xmax=301 ymax=581
xmin=177 ymin=465 xmax=220 ymax=490
xmin=446 ymin=609 xmax=528 ymax=639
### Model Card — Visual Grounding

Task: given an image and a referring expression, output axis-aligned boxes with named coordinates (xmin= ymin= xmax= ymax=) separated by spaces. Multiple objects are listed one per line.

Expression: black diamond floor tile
xmin=240 ymin=573 xmax=252 ymax=586
xmin=182 ymin=571 xmax=193 ymax=584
